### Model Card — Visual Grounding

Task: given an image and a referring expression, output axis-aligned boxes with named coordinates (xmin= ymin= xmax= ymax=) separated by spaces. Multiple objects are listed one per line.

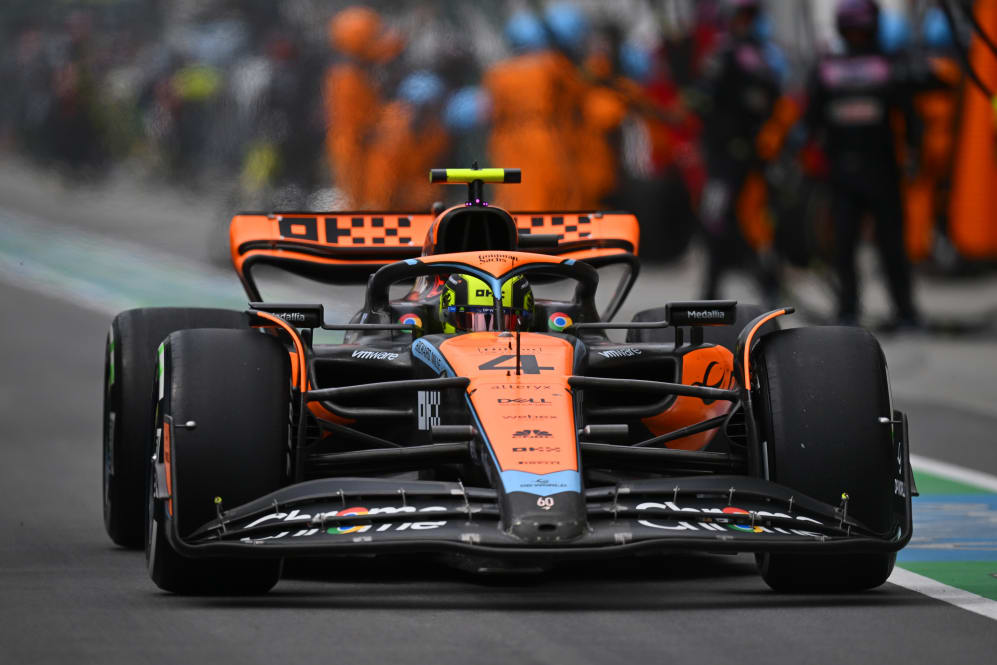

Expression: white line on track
xmin=910 ymin=453 xmax=997 ymax=492
xmin=888 ymin=568 xmax=997 ymax=621
xmin=889 ymin=454 xmax=997 ymax=622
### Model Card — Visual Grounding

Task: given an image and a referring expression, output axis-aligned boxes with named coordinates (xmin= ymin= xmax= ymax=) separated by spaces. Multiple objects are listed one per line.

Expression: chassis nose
xmin=504 ymin=491 xmax=587 ymax=543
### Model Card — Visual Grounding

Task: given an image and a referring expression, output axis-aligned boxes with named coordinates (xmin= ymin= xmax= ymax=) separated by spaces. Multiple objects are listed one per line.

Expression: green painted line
xmin=108 ymin=339 xmax=115 ymax=386
xmin=898 ymin=561 xmax=997 ymax=602
xmin=913 ymin=469 xmax=990 ymax=495
xmin=900 ymin=466 xmax=997 ymax=609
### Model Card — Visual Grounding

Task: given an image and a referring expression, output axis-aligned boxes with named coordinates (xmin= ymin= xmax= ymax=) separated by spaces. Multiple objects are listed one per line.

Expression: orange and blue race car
xmin=101 ymin=167 xmax=913 ymax=595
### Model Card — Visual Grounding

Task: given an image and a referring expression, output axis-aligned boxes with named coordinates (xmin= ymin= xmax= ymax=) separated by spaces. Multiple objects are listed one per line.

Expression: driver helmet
xmin=440 ymin=274 xmax=534 ymax=333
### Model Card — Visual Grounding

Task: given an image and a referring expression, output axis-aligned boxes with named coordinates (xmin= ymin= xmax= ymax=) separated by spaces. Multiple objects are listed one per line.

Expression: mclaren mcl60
xmin=101 ymin=168 xmax=912 ymax=594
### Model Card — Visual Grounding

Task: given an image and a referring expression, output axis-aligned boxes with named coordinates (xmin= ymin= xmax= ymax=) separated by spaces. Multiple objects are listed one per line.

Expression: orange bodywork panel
xmin=420 ymin=250 xmax=567 ymax=277
xmin=229 ymin=210 xmax=639 ymax=294
xmin=511 ymin=212 xmax=639 ymax=255
xmin=642 ymin=345 xmax=735 ymax=451
xmin=230 ymin=212 xmax=435 ymax=274
xmin=250 ymin=312 xmax=354 ymax=426
xmin=439 ymin=333 xmax=577 ymax=474
xmin=281 ymin=347 xmax=352 ymax=426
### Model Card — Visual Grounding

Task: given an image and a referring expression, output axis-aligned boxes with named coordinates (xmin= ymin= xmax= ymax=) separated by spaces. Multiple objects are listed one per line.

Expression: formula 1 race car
xmin=102 ymin=167 xmax=912 ymax=595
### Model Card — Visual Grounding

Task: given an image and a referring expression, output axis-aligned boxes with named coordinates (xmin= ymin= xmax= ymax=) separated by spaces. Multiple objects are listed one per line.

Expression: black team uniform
xmin=806 ymin=0 xmax=923 ymax=326
xmin=699 ymin=10 xmax=782 ymax=304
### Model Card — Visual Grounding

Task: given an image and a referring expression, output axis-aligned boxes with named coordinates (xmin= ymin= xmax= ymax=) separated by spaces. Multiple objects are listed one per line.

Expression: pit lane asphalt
xmin=3 ymin=280 xmax=997 ymax=665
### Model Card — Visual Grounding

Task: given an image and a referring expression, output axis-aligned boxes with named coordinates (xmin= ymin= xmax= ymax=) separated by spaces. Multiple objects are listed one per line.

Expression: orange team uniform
xmin=576 ymin=72 xmax=699 ymax=210
xmin=736 ymin=94 xmax=803 ymax=251
xmin=576 ymin=82 xmax=627 ymax=209
xmin=484 ymin=51 xmax=586 ymax=210
xmin=323 ymin=63 xmax=380 ymax=206
xmin=362 ymin=100 xmax=449 ymax=210
xmin=949 ymin=0 xmax=997 ymax=259
xmin=904 ymin=57 xmax=960 ymax=261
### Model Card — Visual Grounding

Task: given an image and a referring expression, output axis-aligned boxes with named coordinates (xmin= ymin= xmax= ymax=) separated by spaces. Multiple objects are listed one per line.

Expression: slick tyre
xmin=147 ymin=328 xmax=288 ymax=595
xmin=753 ymin=327 xmax=897 ymax=592
xmin=627 ymin=303 xmax=780 ymax=351
xmin=103 ymin=307 xmax=245 ymax=548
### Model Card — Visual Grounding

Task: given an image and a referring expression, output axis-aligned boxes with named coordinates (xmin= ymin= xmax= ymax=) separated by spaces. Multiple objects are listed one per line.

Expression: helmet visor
xmin=445 ymin=305 xmax=531 ymax=332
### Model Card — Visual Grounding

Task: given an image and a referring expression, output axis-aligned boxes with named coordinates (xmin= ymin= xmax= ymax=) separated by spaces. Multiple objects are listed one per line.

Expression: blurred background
xmin=2 ymin=0 xmax=997 ymax=332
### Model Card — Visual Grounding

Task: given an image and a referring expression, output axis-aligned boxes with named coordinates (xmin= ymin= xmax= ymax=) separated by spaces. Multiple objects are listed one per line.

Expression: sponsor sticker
xmin=417 ymin=391 xmax=441 ymax=431
xmin=512 ymin=429 xmax=553 ymax=439
xmin=686 ymin=309 xmax=725 ymax=321
xmin=399 ymin=313 xmax=422 ymax=328
xmin=634 ymin=501 xmax=822 ymax=535
xmin=351 ymin=349 xmax=400 ymax=361
xmin=240 ymin=505 xmax=448 ymax=541
xmin=548 ymin=312 xmax=572 ymax=332
xmin=497 ymin=397 xmax=552 ymax=405
xmin=487 ymin=384 xmax=553 ymax=391
xmin=412 ymin=338 xmax=451 ymax=376
xmin=476 ymin=345 xmax=544 ymax=354
xmin=597 ymin=347 xmax=642 ymax=359
xmin=477 ymin=253 xmax=516 ymax=263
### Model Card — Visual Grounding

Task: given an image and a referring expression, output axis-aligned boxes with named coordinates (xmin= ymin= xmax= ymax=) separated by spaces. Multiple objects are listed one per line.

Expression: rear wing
xmin=230 ymin=211 xmax=640 ymax=301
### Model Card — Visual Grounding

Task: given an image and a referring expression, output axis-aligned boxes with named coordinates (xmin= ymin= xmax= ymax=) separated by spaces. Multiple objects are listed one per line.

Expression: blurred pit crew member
xmin=904 ymin=8 xmax=961 ymax=263
xmin=363 ymin=70 xmax=450 ymax=210
xmin=323 ymin=6 xmax=403 ymax=208
xmin=805 ymin=0 xmax=944 ymax=328
xmin=484 ymin=9 xmax=585 ymax=210
xmin=698 ymin=0 xmax=782 ymax=305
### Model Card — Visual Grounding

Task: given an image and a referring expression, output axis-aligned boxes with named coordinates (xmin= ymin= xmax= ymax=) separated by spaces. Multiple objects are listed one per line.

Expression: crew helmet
xmin=836 ymin=0 xmax=880 ymax=36
xmin=505 ymin=11 xmax=549 ymax=53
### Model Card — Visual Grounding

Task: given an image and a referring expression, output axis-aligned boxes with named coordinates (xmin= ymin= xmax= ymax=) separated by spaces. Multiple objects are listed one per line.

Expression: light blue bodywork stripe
xmin=497 ymin=470 xmax=581 ymax=496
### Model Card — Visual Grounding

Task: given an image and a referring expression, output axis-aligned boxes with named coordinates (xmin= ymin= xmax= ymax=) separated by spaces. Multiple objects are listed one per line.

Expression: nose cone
xmin=504 ymin=491 xmax=587 ymax=543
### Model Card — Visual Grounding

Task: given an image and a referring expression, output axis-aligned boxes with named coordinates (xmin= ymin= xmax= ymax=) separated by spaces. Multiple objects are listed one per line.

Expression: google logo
xmin=722 ymin=506 xmax=764 ymax=533
xmin=548 ymin=312 xmax=572 ymax=332
xmin=327 ymin=506 xmax=369 ymax=534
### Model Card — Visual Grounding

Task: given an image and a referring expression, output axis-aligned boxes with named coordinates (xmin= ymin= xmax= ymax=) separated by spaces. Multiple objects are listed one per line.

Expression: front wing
xmin=163 ymin=469 xmax=912 ymax=561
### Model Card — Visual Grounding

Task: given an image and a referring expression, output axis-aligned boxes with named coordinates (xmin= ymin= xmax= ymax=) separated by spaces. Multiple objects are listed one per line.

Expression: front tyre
xmin=147 ymin=328 xmax=288 ymax=595
xmin=103 ymin=307 xmax=245 ymax=548
xmin=753 ymin=326 xmax=897 ymax=592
